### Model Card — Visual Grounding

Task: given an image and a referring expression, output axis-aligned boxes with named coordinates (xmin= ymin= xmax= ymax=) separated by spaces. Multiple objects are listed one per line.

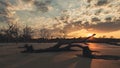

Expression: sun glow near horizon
xmin=87 ymin=33 xmax=94 ymax=37
xmin=67 ymin=29 xmax=97 ymax=38
xmin=67 ymin=29 xmax=120 ymax=38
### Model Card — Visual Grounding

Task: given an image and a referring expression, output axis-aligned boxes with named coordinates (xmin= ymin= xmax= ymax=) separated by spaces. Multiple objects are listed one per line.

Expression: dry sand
xmin=0 ymin=43 xmax=120 ymax=68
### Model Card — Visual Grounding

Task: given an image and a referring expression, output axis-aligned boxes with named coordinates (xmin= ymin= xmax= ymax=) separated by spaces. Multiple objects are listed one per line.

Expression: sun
xmin=87 ymin=33 xmax=93 ymax=37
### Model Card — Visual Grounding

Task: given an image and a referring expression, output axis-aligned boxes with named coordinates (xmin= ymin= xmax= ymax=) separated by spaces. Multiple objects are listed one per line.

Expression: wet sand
xmin=0 ymin=43 xmax=120 ymax=68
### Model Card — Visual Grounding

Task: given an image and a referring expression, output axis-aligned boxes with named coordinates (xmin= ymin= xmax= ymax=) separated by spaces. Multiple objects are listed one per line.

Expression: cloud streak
xmin=86 ymin=19 xmax=120 ymax=32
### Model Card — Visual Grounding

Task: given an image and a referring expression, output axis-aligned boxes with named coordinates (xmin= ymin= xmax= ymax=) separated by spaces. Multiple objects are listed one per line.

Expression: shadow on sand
xmin=19 ymin=42 xmax=120 ymax=61
xmin=76 ymin=54 xmax=120 ymax=60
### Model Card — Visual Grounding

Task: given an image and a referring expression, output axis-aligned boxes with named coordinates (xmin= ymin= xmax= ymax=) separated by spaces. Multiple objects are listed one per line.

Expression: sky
xmin=0 ymin=0 xmax=120 ymax=38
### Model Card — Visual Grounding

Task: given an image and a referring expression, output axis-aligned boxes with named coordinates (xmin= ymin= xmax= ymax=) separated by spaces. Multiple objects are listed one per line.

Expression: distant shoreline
xmin=0 ymin=38 xmax=120 ymax=43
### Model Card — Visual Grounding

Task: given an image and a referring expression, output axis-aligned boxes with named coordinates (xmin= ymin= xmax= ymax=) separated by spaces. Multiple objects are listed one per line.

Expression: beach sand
xmin=0 ymin=43 xmax=120 ymax=68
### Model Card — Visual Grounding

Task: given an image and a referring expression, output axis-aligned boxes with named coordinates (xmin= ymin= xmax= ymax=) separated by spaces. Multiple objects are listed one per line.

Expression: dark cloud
xmin=0 ymin=0 xmax=16 ymax=24
xmin=34 ymin=0 xmax=52 ymax=12
xmin=91 ymin=17 xmax=101 ymax=22
xmin=0 ymin=1 xmax=8 ymax=6
xmin=23 ymin=0 xmax=52 ymax=12
xmin=22 ymin=0 xmax=33 ymax=2
xmin=34 ymin=1 xmax=49 ymax=12
xmin=0 ymin=1 xmax=8 ymax=23
xmin=87 ymin=0 xmax=91 ymax=3
xmin=0 ymin=16 xmax=7 ymax=22
xmin=63 ymin=21 xmax=82 ymax=33
xmin=97 ymin=0 xmax=108 ymax=6
xmin=61 ymin=19 xmax=120 ymax=33
xmin=105 ymin=17 xmax=112 ymax=21
xmin=0 ymin=8 xmax=6 ymax=14
xmin=86 ymin=19 xmax=120 ymax=32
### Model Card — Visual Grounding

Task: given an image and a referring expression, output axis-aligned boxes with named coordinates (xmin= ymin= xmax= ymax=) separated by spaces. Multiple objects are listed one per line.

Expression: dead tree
xmin=22 ymin=25 xmax=33 ymax=41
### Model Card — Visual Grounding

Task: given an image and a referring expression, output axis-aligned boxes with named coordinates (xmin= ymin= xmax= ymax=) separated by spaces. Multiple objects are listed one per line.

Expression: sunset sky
xmin=0 ymin=0 xmax=120 ymax=38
